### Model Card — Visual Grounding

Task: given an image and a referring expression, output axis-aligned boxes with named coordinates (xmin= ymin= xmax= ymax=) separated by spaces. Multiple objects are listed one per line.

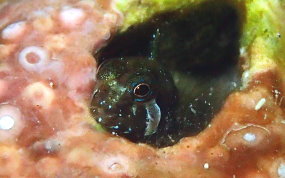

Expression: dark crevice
xmin=93 ymin=1 xmax=242 ymax=148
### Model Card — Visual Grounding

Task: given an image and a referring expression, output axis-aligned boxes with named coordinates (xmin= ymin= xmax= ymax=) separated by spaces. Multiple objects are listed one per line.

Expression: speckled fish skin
xmin=1 ymin=0 xmax=285 ymax=177
xmin=90 ymin=57 xmax=177 ymax=144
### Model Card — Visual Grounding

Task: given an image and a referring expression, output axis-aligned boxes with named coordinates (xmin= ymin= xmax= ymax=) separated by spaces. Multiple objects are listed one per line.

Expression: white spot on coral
xmin=241 ymin=70 xmax=251 ymax=89
xmin=100 ymin=155 xmax=130 ymax=174
xmin=49 ymin=81 xmax=55 ymax=88
xmin=32 ymin=139 xmax=62 ymax=157
xmin=278 ymin=163 xmax=285 ymax=178
xmin=255 ymin=98 xmax=266 ymax=110
xmin=109 ymin=163 xmax=123 ymax=171
xmin=203 ymin=163 xmax=210 ymax=169
xmin=243 ymin=133 xmax=256 ymax=142
xmin=0 ymin=105 xmax=24 ymax=141
xmin=23 ymin=82 xmax=55 ymax=109
xmin=221 ymin=124 xmax=270 ymax=149
xmin=1 ymin=21 xmax=27 ymax=40
xmin=274 ymin=89 xmax=281 ymax=95
xmin=18 ymin=46 xmax=49 ymax=72
xmin=59 ymin=7 xmax=86 ymax=27
xmin=0 ymin=115 xmax=14 ymax=130
xmin=44 ymin=139 xmax=61 ymax=153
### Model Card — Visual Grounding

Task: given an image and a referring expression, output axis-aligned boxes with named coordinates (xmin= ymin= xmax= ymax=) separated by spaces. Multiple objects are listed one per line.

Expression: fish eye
xmin=133 ymin=83 xmax=151 ymax=98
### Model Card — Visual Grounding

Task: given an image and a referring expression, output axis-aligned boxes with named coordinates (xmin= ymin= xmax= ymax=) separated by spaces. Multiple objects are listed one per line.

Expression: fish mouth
xmin=144 ymin=99 xmax=161 ymax=136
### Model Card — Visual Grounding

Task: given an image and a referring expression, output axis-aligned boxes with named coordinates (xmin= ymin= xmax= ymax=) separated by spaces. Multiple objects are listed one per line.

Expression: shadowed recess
xmin=93 ymin=1 xmax=242 ymax=147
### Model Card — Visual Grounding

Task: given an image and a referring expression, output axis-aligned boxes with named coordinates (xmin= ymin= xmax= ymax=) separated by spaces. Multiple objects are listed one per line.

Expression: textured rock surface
xmin=1 ymin=0 xmax=285 ymax=177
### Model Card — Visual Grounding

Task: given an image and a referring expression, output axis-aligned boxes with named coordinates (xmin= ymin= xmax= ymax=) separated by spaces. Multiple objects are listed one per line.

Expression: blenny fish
xmin=91 ymin=2 xmax=241 ymax=147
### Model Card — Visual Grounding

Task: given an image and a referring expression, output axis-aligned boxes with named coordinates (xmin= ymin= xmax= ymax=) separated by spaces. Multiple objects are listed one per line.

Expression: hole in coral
xmin=93 ymin=1 xmax=242 ymax=148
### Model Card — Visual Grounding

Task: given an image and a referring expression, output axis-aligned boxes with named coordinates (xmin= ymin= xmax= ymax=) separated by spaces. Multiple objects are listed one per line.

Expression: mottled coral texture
xmin=1 ymin=0 xmax=285 ymax=177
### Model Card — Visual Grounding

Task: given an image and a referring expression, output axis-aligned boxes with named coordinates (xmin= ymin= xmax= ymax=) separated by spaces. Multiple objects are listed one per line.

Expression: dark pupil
xmin=134 ymin=83 xmax=150 ymax=97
